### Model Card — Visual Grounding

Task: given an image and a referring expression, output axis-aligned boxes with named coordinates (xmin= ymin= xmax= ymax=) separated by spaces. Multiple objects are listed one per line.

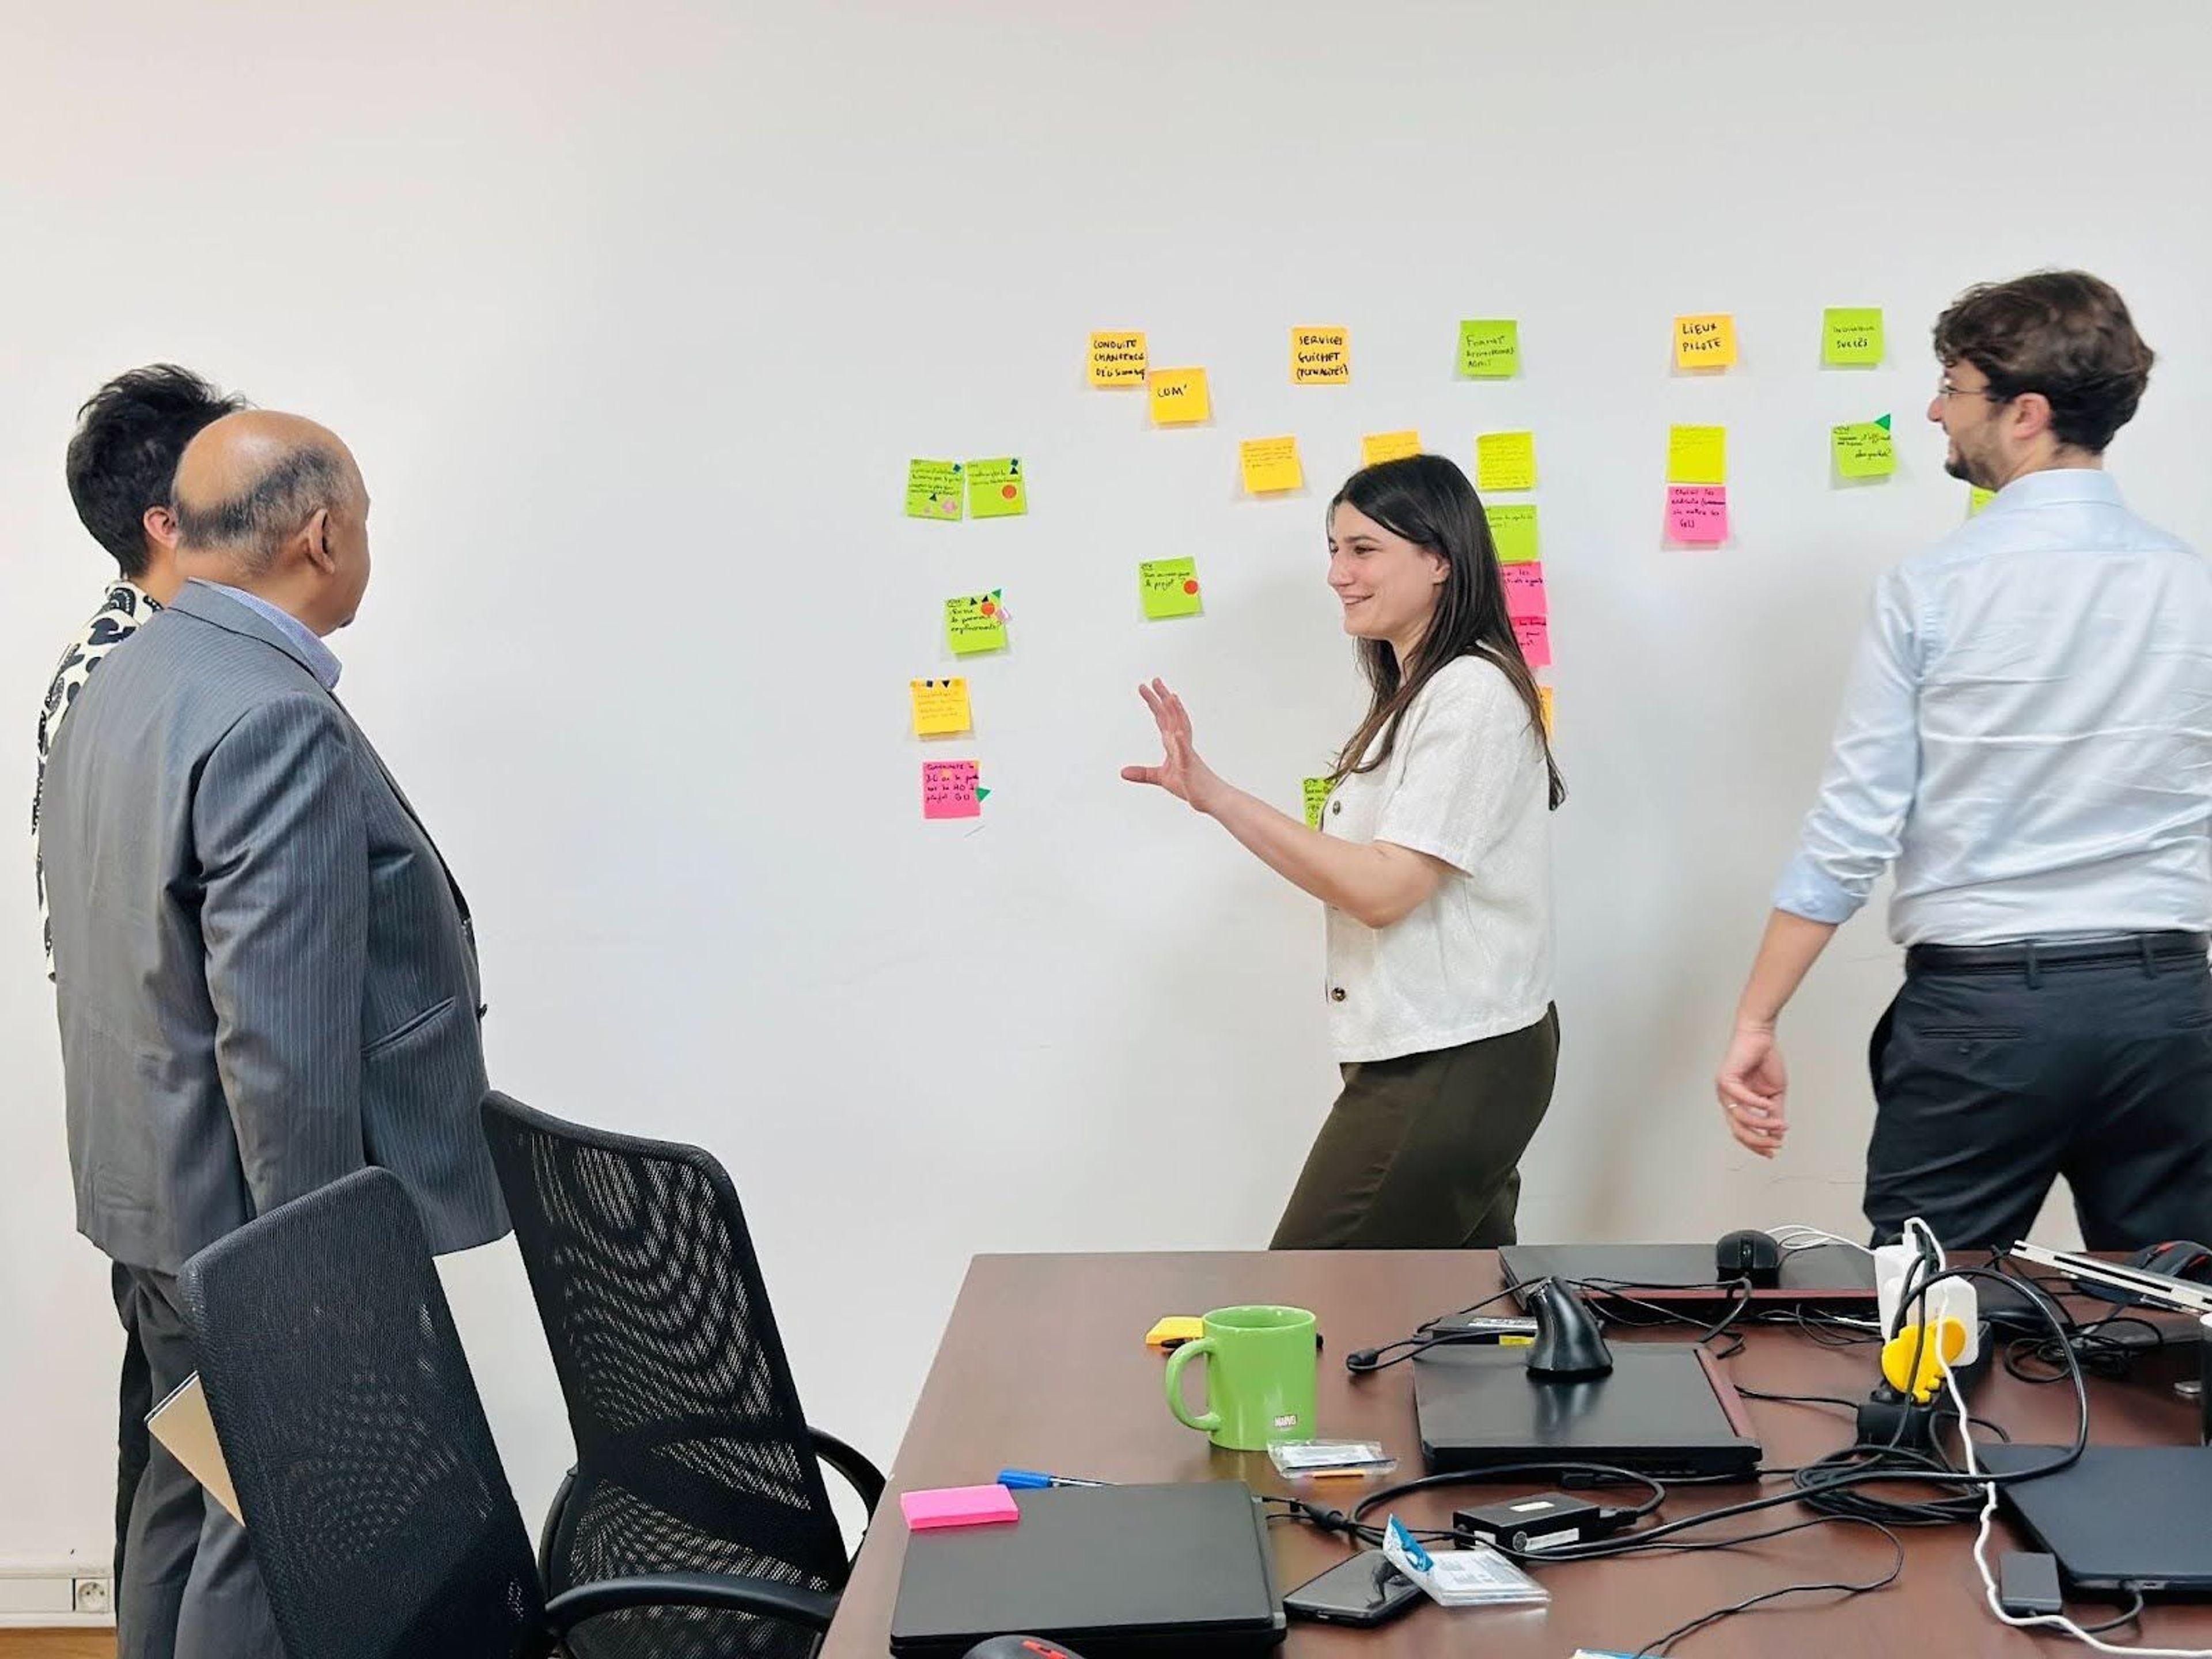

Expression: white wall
xmin=5 ymin=0 xmax=2206 ymax=1567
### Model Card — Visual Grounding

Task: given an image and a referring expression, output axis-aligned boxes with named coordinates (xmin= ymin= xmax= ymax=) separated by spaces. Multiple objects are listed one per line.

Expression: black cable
xmin=2076 ymin=1588 xmax=2146 ymax=1635
xmin=1736 ymin=1384 xmax=1859 ymax=1411
xmin=1628 ymin=1517 xmax=1905 ymax=1657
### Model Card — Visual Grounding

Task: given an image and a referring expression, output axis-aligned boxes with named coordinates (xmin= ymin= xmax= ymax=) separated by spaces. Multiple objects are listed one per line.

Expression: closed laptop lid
xmin=1984 ymin=1444 xmax=2212 ymax=1590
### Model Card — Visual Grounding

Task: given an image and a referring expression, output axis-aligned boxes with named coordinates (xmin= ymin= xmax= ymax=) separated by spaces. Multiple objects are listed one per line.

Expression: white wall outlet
xmin=72 ymin=1575 xmax=111 ymax=1616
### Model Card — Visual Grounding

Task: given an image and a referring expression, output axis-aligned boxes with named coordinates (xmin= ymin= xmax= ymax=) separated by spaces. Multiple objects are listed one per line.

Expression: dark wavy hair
xmin=1933 ymin=271 xmax=2154 ymax=453
xmin=65 ymin=365 xmax=247 ymax=577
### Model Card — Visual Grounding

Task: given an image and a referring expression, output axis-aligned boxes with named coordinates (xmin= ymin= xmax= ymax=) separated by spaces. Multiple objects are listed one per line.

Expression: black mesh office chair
xmin=177 ymin=1167 xmax=836 ymax=1659
xmin=480 ymin=1092 xmax=885 ymax=1659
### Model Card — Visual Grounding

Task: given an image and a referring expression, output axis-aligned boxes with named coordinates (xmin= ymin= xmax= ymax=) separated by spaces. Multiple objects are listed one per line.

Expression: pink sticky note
xmin=1503 ymin=561 xmax=1546 ymax=620
xmin=901 ymin=1484 xmax=1020 ymax=1531
xmin=1513 ymin=614 xmax=1551 ymax=669
xmin=1666 ymin=484 xmax=1728 ymax=544
xmin=922 ymin=760 xmax=981 ymax=820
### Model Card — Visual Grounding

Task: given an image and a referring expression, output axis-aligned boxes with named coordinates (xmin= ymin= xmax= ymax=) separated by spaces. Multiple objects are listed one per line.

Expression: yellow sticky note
xmin=1145 ymin=1316 xmax=1205 ymax=1349
xmin=1486 ymin=503 xmax=1539 ymax=565
xmin=967 ymin=457 xmax=1027 ymax=518
xmin=1824 ymin=308 xmax=1884 ymax=367
xmin=1140 ymin=558 xmax=1202 ymax=620
xmin=1667 ymin=424 xmax=1728 ymax=485
xmin=1149 ymin=368 xmax=1210 ymax=426
xmin=1240 ymin=436 xmax=1304 ymax=494
xmin=1090 ymin=330 xmax=1147 ymax=388
xmin=1537 ymin=685 xmax=1555 ymax=736
xmin=1969 ymin=485 xmax=1997 ymax=516
xmin=1459 ymin=319 xmax=1520 ymax=378
xmin=1291 ymin=326 xmax=1350 ymax=385
xmin=1476 ymin=431 xmax=1537 ymax=493
xmin=910 ymin=677 xmax=971 ymax=736
xmin=945 ymin=591 xmax=1007 ymax=655
xmin=906 ymin=459 xmax=963 ymax=520
xmin=1303 ymin=777 xmax=1332 ymax=829
xmin=1832 ymin=418 xmax=1896 ymax=480
xmin=1675 ymin=313 xmax=1737 ymax=369
xmin=1361 ymin=430 xmax=1421 ymax=467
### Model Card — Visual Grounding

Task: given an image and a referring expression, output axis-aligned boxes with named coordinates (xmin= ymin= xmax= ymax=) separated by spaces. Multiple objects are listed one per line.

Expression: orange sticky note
xmin=1149 ymin=368 xmax=1211 ymax=426
xmin=1291 ymin=326 xmax=1350 ymax=385
xmin=1675 ymin=313 xmax=1738 ymax=369
xmin=1090 ymin=331 xmax=1147 ymax=388
xmin=1537 ymin=685 xmax=1554 ymax=735
xmin=1361 ymin=430 xmax=1421 ymax=467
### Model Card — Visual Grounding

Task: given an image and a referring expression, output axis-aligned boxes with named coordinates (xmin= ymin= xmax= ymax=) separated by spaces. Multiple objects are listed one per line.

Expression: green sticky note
xmin=1140 ymin=558 xmax=1202 ymax=619
xmin=1832 ymin=416 xmax=1897 ymax=479
xmin=945 ymin=590 xmax=1007 ymax=654
xmin=1458 ymin=319 xmax=1520 ymax=378
xmin=1969 ymin=485 xmax=1997 ymax=516
xmin=1486 ymin=503 xmax=1539 ymax=565
xmin=1823 ymin=307 xmax=1885 ymax=367
xmin=907 ymin=459 xmax=963 ymax=520
xmin=967 ymin=457 xmax=1027 ymax=518
xmin=1302 ymin=777 xmax=1332 ymax=829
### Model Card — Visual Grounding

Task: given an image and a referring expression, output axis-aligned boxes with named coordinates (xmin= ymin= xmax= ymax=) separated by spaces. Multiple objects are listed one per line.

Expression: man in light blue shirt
xmin=1717 ymin=271 xmax=2212 ymax=1251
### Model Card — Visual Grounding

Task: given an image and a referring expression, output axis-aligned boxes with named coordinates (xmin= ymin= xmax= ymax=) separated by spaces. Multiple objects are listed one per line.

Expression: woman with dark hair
xmin=1123 ymin=453 xmax=1563 ymax=1248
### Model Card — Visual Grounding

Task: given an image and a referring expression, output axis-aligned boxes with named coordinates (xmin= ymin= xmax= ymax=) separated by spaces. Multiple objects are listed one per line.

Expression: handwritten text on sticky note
xmin=945 ymin=592 xmax=1008 ymax=654
xmin=910 ymin=678 xmax=971 ymax=736
xmin=1832 ymin=418 xmax=1896 ymax=480
xmin=1513 ymin=615 xmax=1552 ymax=669
xmin=1304 ymin=777 xmax=1332 ymax=830
xmin=1090 ymin=331 xmax=1147 ymax=387
xmin=907 ymin=460 xmax=963 ymax=520
xmin=1459 ymin=319 xmax=1520 ymax=378
xmin=1486 ymin=503 xmax=1539 ymax=565
xmin=1149 ymin=368 xmax=1211 ymax=425
xmin=1140 ymin=558 xmax=1202 ymax=620
xmin=1476 ymin=431 xmax=1537 ymax=493
xmin=1666 ymin=485 xmax=1729 ymax=543
xmin=1240 ymin=436 xmax=1303 ymax=494
xmin=967 ymin=457 xmax=1027 ymax=517
xmin=1823 ymin=308 xmax=1884 ymax=367
xmin=1291 ymin=327 xmax=1350 ymax=385
xmin=1667 ymin=425 xmax=1728 ymax=485
xmin=922 ymin=760 xmax=982 ymax=820
xmin=1503 ymin=561 xmax=1547 ymax=619
xmin=1675 ymin=314 xmax=1737 ymax=369
xmin=1361 ymin=430 xmax=1421 ymax=467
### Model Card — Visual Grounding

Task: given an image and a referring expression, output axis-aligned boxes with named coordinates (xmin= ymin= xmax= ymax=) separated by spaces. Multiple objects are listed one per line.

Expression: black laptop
xmin=1498 ymin=1241 xmax=1878 ymax=1312
xmin=1983 ymin=1444 xmax=2212 ymax=1594
xmin=1412 ymin=1342 xmax=1763 ymax=1480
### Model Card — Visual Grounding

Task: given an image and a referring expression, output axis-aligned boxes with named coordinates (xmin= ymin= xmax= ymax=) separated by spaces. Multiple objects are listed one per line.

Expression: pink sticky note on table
xmin=1513 ymin=615 xmax=1551 ymax=669
xmin=1666 ymin=484 xmax=1728 ymax=543
xmin=922 ymin=759 xmax=982 ymax=820
xmin=901 ymin=1484 xmax=1020 ymax=1531
xmin=1503 ymin=561 xmax=1546 ymax=620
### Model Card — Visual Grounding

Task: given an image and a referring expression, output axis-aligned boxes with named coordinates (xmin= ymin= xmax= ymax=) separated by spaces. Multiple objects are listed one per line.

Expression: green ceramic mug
xmin=1163 ymin=1304 xmax=1319 ymax=1451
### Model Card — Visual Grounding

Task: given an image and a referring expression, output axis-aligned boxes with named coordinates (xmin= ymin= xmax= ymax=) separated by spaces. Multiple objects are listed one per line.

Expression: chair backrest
xmin=481 ymin=1092 xmax=847 ymax=1657
xmin=178 ymin=1168 xmax=546 ymax=1659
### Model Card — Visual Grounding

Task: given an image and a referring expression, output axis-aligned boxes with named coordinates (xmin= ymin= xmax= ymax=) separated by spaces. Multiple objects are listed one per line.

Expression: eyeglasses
xmin=1938 ymin=378 xmax=2009 ymax=403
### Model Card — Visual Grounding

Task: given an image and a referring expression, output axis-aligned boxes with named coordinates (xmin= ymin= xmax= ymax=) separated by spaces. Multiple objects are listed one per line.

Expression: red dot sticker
xmin=980 ymin=601 xmax=997 ymax=617
xmin=1183 ymin=579 xmax=1199 ymax=595
xmin=1001 ymin=484 xmax=1018 ymax=499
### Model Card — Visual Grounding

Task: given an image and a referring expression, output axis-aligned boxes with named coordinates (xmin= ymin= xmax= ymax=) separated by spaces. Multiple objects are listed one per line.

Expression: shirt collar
xmin=1982 ymin=468 xmax=2123 ymax=513
xmin=196 ymin=581 xmax=343 ymax=690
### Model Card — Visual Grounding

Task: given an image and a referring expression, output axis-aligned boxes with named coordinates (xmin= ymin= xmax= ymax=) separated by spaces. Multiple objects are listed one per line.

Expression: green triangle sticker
xmin=976 ymin=787 xmax=991 ymax=802
xmin=1876 ymin=413 xmax=1892 ymax=430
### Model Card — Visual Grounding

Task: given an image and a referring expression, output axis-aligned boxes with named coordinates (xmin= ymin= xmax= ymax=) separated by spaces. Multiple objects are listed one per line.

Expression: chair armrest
xmin=545 ymin=1570 xmax=838 ymax=1637
xmin=809 ymin=1426 xmax=887 ymax=1513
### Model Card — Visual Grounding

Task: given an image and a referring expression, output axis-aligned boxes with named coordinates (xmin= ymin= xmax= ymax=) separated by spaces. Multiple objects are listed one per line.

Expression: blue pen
xmin=997 ymin=1468 xmax=1110 ymax=1490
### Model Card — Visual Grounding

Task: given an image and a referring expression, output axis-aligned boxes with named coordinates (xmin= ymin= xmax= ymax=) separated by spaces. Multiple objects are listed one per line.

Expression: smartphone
xmin=1282 ymin=1549 xmax=1423 ymax=1627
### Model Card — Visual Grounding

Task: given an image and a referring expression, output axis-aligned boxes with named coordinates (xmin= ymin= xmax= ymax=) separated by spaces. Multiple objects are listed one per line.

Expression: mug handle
xmin=1164 ymin=1336 xmax=1221 ymax=1433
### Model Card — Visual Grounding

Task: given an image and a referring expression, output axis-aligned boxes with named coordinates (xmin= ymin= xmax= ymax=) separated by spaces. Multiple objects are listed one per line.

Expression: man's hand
xmin=1717 ymin=1022 xmax=1789 ymax=1158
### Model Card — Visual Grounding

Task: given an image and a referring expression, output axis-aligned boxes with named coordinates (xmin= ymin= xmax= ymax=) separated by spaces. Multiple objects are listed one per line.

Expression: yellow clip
xmin=1881 ymin=1317 xmax=1968 ymax=1403
xmin=1146 ymin=1316 xmax=1205 ymax=1351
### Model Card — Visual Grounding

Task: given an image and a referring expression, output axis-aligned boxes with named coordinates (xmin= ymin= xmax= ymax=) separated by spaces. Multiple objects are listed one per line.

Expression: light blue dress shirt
xmin=1774 ymin=469 xmax=2212 ymax=946
xmin=197 ymin=580 xmax=343 ymax=691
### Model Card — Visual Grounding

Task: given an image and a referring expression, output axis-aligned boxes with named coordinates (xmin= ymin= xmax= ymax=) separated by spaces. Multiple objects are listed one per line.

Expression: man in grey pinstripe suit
xmin=41 ymin=410 xmax=510 ymax=1659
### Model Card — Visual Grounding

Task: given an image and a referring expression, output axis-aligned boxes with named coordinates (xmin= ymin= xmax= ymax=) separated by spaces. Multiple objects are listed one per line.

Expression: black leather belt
xmin=1906 ymin=930 xmax=2210 ymax=974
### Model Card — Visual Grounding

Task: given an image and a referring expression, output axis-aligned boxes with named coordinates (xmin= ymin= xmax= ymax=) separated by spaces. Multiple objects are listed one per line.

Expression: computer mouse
xmin=963 ymin=1640 xmax=1088 ymax=1659
xmin=1715 ymin=1228 xmax=1783 ymax=1287
xmin=2080 ymin=1238 xmax=2212 ymax=1305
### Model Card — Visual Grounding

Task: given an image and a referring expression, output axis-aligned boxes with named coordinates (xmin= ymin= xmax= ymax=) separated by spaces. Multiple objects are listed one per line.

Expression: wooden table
xmin=821 ymin=1251 xmax=2211 ymax=1658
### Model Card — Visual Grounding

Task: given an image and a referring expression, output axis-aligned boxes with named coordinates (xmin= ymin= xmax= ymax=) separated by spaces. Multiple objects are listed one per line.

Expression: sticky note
xmin=1503 ymin=561 xmax=1546 ymax=620
xmin=1824 ymin=307 xmax=1885 ymax=366
xmin=1832 ymin=417 xmax=1896 ymax=480
xmin=945 ymin=591 xmax=1007 ymax=655
xmin=967 ymin=457 xmax=1027 ymax=518
xmin=1459 ymin=319 xmax=1520 ymax=378
xmin=1291 ymin=327 xmax=1350 ymax=385
xmin=1675 ymin=313 xmax=1737 ymax=369
xmin=1303 ymin=777 xmax=1332 ymax=829
xmin=1969 ymin=485 xmax=1997 ymax=516
xmin=1149 ymin=368 xmax=1210 ymax=426
xmin=1361 ymin=430 xmax=1421 ymax=467
xmin=1537 ymin=685 xmax=1554 ymax=735
xmin=901 ymin=1483 xmax=1017 ymax=1528
xmin=1146 ymin=1316 xmax=1205 ymax=1349
xmin=906 ymin=460 xmax=963 ymax=520
xmin=910 ymin=677 xmax=971 ymax=737
xmin=1513 ymin=615 xmax=1552 ymax=669
xmin=1140 ymin=558 xmax=1202 ymax=619
xmin=921 ymin=760 xmax=983 ymax=822
xmin=1666 ymin=484 xmax=1729 ymax=543
xmin=1090 ymin=330 xmax=1147 ymax=387
xmin=1240 ymin=436 xmax=1304 ymax=494
xmin=1667 ymin=425 xmax=1727 ymax=485
xmin=1486 ymin=503 xmax=1539 ymax=565
xmin=1476 ymin=431 xmax=1537 ymax=494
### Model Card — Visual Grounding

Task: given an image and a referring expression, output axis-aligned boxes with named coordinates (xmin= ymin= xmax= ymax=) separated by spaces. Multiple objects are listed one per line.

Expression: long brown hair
xmin=1327 ymin=454 xmax=1563 ymax=808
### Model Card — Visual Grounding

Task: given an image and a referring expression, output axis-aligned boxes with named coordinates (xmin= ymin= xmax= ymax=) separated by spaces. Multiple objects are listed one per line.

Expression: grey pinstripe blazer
xmin=41 ymin=581 xmax=508 ymax=1274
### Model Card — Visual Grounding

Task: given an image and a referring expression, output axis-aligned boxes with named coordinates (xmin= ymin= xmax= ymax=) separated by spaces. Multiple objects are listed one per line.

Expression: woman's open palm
xmin=1120 ymin=679 xmax=1221 ymax=812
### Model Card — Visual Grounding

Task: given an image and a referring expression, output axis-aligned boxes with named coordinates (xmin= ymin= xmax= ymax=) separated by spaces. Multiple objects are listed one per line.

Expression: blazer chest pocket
xmin=363 ymin=995 xmax=457 ymax=1060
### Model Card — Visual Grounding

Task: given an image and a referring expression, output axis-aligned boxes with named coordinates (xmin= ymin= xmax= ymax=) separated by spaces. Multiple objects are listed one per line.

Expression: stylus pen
xmin=997 ymin=1468 xmax=1110 ymax=1489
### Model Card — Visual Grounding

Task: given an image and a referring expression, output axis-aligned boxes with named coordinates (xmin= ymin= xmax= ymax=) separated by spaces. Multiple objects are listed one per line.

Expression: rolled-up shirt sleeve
xmin=1772 ymin=571 xmax=1923 ymax=923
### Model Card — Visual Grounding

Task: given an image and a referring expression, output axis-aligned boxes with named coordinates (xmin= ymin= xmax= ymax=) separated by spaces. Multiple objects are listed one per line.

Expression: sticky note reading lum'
xmin=1832 ymin=418 xmax=1897 ymax=480
xmin=1459 ymin=319 xmax=1520 ymax=378
xmin=922 ymin=760 xmax=982 ymax=821
xmin=1139 ymin=558 xmax=1202 ymax=620
xmin=1513 ymin=615 xmax=1552 ymax=669
xmin=1667 ymin=425 xmax=1728 ymax=485
xmin=1475 ymin=431 xmax=1537 ymax=493
xmin=1149 ymin=368 xmax=1211 ymax=426
xmin=967 ymin=457 xmax=1027 ymax=518
xmin=945 ymin=592 xmax=1007 ymax=655
xmin=1675 ymin=314 xmax=1737 ymax=369
xmin=1291 ymin=327 xmax=1350 ymax=385
xmin=1824 ymin=308 xmax=1885 ymax=367
xmin=1240 ymin=436 xmax=1303 ymax=494
xmin=1362 ymin=430 xmax=1421 ymax=467
xmin=1090 ymin=331 xmax=1147 ymax=387
xmin=910 ymin=677 xmax=971 ymax=737
xmin=1303 ymin=777 xmax=1332 ymax=830
xmin=907 ymin=459 xmax=963 ymax=520
xmin=1666 ymin=485 xmax=1729 ymax=543
xmin=1503 ymin=561 xmax=1547 ymax=620
xmin=1486 ymin=503 xmax=1539 ymax=565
